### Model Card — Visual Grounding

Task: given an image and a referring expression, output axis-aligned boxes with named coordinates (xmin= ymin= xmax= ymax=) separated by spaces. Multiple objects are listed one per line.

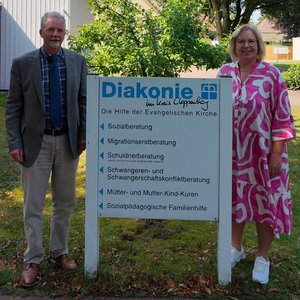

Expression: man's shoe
xmin=20 ymin=263 xmax=38 ymax=288
xmin=51 ymin=254 xmax=77 ymax=273
xmin=231 ymin=246 xmax=246 ymax=269
xmin=252 ymin=256 xmax=270 ymax=284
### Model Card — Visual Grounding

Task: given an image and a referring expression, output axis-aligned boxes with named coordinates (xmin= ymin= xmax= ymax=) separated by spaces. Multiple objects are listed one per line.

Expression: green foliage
xmin=282 ymin=64 xmax=300 ymax=90
xmin=268 ymin=40 xmax=292 ymax=46
xmin=68 ymin=0 xmax=227 ymax=77
xmin=263 ymin=0 xmax=300 ymax=37
xmin=219 ymin=33 xmax=232 ymax=62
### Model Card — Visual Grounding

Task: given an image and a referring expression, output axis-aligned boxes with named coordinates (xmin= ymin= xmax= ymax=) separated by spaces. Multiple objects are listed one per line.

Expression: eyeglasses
xmin=236 ymin=39 xmax=257 ymax=46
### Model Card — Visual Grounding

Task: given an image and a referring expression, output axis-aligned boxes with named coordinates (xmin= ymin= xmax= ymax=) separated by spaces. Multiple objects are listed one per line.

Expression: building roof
xmin=257 ymin=17 xmax=282 ymax=33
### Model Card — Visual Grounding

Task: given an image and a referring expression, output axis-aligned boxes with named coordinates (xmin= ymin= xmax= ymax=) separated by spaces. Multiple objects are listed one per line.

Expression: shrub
xmin=282 ymin=64 xmax=300 ymax=90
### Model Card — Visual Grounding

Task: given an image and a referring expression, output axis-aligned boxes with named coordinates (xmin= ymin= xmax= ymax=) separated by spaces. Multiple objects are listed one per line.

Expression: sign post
xmin=85 ymin=76 xmax=232 ymax=284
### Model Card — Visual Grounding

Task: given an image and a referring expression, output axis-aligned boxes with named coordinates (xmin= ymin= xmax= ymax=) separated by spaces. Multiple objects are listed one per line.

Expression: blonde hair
xmin=229 ymin=24 xmax=265 ymax=61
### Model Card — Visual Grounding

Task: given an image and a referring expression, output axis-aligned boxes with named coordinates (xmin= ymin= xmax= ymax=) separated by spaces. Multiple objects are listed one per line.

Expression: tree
xmin=261 ymin=0 xmax=300 ymax=37
xmin=192 ymin=0 xmax=300 ymax=39
xmin=206 ymin=0 xmax=259 ymax=39
xmin=68 ymin=0 xmax=228 ymax=76
xmin=271 ymin=12 xmax=300 ymax=38
xmin=157 ymin=0 xmax=263 ymax=38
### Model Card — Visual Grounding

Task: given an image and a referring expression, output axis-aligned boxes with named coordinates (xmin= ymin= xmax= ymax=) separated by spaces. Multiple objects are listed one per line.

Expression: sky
xmin=251 ymin=10 xmax=261 ymax=23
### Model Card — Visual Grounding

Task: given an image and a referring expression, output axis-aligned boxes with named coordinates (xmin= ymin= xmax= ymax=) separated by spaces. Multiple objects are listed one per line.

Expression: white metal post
xmin=84 ymin=75 xmax=100 ymax=277
xmin=217 ymin=77 xmax=233 ymax=284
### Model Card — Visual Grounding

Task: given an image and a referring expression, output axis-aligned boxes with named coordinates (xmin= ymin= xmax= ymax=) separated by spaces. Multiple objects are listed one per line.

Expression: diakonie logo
xmin=101 ymin=81 xmax=218 ymax=101
xmin=200 ymin=84 xmax=217 ymax=100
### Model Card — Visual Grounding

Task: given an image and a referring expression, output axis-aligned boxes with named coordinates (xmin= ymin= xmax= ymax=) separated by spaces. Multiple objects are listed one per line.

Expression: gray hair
xmin=229 ymin=24 xmax=265 ymax=61
xmin=41 ymin=11 xmax=66 ymax=30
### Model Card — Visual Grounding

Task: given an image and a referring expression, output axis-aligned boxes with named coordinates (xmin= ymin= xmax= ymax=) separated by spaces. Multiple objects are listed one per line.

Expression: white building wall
xmin=0 ymin=0 xmax=91 ymax=90
xmin=293 ymin=37 xmax=300 ymax=61
xmin=70 ymin=0 xmax=93 ymax=34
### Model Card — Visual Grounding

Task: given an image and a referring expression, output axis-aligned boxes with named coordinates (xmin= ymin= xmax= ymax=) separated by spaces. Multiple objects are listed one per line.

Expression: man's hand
xmin=10 ymin=148 xmax=24 ymax=163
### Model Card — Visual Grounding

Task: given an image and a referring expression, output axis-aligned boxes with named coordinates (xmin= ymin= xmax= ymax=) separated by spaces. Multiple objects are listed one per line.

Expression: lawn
xmin=0 ymin=92 xmax=299 ymax=299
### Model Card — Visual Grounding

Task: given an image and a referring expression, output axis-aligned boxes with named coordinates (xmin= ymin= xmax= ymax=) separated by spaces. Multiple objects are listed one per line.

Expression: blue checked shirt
xmin=40 ymin=48 xmax=67 ymax=129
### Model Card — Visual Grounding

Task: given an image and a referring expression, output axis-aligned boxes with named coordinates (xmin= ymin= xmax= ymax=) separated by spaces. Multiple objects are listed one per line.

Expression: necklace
xmin=240 ymin=69 xmax=250 ymax=84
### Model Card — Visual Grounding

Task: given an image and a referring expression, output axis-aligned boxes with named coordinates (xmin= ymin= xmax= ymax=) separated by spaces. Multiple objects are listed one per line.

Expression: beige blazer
xmin=5 ymin=48 xmax=87 ymax=167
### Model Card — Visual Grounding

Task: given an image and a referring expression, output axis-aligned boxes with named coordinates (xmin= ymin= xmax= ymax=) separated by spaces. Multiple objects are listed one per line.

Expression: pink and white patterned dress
xmin=218 ymin=60 xmax=296 ymax=237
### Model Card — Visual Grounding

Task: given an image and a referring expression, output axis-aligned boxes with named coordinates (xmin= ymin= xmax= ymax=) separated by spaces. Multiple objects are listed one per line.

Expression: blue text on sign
xmin=101 ymin=81 xmax=193 ymax=100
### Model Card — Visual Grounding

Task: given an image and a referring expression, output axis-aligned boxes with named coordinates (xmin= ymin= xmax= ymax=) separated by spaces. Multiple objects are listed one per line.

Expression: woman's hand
xmin=268 ymin=152 xmax=282 ymax=178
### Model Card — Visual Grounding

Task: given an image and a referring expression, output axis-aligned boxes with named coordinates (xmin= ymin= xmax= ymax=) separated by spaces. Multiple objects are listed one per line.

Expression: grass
xmin=0 ymin=91 xmax=300 ymax=299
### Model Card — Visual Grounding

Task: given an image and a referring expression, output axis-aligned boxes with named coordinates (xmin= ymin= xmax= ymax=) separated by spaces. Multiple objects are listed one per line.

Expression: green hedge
xmin=282 ymin=64 xmax=300 ymax=90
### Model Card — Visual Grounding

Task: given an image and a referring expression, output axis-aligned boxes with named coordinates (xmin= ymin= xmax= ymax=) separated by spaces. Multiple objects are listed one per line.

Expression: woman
xmin=218 ymin=24 xmax=296 ymax=284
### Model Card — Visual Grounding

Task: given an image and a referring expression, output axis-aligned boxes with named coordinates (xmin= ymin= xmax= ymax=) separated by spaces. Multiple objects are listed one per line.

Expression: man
xmin=5 ymin=11 xmax=87 ymax=288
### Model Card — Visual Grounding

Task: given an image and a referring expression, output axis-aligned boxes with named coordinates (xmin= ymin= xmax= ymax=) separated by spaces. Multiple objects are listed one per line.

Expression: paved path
xmin=288 ymin=90 xmax=300 ymax=106
xmin=181 ymin=67 xmax=299 ymax=106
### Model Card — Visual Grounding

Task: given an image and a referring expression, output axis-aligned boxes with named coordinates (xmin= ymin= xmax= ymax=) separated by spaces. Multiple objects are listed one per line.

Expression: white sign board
xmin=98 ymin=77 xmax=219 ymax=220
xmin=85 ymin=76 xmax=232 ymax=285
xmin=273 ymin=46 xmax=289 ymax=54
